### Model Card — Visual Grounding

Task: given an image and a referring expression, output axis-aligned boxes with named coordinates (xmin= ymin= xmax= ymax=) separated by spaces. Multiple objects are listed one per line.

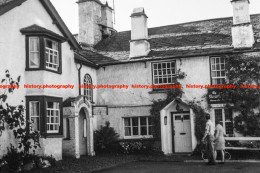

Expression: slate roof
xmin=77 ymin=14 xmax=260 ymax=66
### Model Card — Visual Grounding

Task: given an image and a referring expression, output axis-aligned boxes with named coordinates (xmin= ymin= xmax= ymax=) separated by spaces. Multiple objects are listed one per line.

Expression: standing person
xmin=202 ymin=114 xmax=216 ymax=165
xmin=214 ymin=120 xmax=226 ymax=164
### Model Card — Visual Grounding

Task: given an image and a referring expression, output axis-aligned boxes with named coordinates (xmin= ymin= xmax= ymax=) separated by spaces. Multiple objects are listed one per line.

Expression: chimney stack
xmin=77 ymin=0 xmax=114 ymax=46
xmin=130 ymin=7 xmax=150 ymax=58
xmin=231 ymin=0 xmax=255 ymax=49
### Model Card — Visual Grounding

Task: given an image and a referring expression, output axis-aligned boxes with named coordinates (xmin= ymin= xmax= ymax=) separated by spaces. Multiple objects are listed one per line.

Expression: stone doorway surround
xmin=63 ymin=96 xmax=95 ymax=159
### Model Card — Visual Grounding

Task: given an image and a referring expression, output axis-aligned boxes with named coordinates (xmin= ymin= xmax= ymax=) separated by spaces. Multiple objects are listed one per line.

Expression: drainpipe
xmin=77 ymin=63 xmax=83 ymax=96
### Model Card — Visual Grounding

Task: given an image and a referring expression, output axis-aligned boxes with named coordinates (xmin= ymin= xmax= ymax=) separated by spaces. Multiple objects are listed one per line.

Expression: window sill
xmin=63 ymin=138 xmax=71 ymax=141
xmin=148 ymin=89 xmax=168 ymax=94
xmin=123 ymin=135 xmax=153 ymax=140
xmin=25 ymin=68 xmax=61 ymax=74
xmin=41 ymin=134 xmax=63 ymax=138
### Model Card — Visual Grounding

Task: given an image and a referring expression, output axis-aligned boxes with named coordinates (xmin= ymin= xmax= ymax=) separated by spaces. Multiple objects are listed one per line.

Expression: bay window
xmin=21 ymin=24 xmax=65 ymax=74
xmin=26 ymin=96 xmax=63 ymax=136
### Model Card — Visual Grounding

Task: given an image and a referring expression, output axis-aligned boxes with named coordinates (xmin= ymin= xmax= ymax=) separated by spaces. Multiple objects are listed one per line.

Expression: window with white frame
xmin=123 ymin=117 xmax=152 ymax=137
xmin=84 ymin=74 xmax=93 ymax=102
xmin=26 ymin=96 xmax=63 ymax=136
xmin=46 ymin=102 xmax=60 ymax=133
xmin=29 ymin=37 xmax=40 ymax=68
xmin=210 ymin=57 xmax=226 ymax=85
xmin=152 ymin=61 xmax=176 ymax=85
xmin=29 ymin=101 xmax=40 ymax=131
xmin=214 ymin=108 xmax=233 ymax=136
xmin=45 ymin=39 xmax=59 ymax=71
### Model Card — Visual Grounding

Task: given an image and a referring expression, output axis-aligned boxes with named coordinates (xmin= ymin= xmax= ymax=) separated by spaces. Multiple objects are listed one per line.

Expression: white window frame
xmin=29 ymin=37 xmax=40 ymax=68
xmin=45 ymin=39 xmax=59 ymax=71
xmin=46 ymin=102 xmax=60 ymax=133
xmin=152 ymin=61 xmax=177 ymax=85
xmin=29 ymin=101 xmax=40 ymax=131
xmin=123 ymin=116 xmax=153 ymax=139
xmin=210 ymin=57 xmax=226 ymax=85
xmin=214 ymin=108 xmax=234 ymax=136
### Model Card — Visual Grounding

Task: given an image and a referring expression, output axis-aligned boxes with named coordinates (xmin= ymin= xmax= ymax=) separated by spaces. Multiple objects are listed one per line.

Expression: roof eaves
xmin=74 ymin=52 xmax=99 ymax=69
xmin=39 ymin=0 xmax=80 ymax=50
xmin=0 ymin=0 xmax=27 ymax=16
xmin=98 ymin=47 xmax=260 ymax=67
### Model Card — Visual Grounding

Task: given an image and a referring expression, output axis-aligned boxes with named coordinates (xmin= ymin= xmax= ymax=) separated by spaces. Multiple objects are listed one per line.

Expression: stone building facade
xmin=0 ymin=0 xmax=260 ymax=159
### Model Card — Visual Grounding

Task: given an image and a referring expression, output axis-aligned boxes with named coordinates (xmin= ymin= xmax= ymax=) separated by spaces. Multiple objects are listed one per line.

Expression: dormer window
xmin=21 ymin=24 xmax=65 ymax=74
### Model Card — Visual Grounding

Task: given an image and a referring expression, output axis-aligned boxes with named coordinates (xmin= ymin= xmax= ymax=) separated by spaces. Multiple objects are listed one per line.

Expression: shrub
xmin=94 ymin=121 xmax=120 ymax=154
xmin=119 ymin=139 xmax=163 ymax=155
xmin=3 ymin=145 xmax=23 ymax=172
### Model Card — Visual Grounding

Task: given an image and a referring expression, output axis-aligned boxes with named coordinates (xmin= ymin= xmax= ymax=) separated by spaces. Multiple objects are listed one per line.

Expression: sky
xmin=50 ymin=0 xmax=260 ymax=34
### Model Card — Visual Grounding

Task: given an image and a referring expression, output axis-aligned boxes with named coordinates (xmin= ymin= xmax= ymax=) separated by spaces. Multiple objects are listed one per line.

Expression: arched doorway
xmin=79 ymin=108 xmax=88 ymax=155
xmin=63 ymin=96 xmax=95 ymax=159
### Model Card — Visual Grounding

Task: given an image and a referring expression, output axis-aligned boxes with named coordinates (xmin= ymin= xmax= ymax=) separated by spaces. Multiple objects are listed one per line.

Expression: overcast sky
xmin=50 ymin=0 xmax=260 ymax=34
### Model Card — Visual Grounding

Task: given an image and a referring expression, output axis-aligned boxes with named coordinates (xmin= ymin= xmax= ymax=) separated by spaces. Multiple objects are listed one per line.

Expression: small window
xmin=46 ymin=102 xmax=60 ymax=133
xmin=83 ymin=74 xmax=93 ymax=102
xmin=152 ymin=61 xmax=176 ymax=85
xmin=29 ymin=101 xmax=40 ymax=131
xmin=123 ymin=117 xmax=152 ymax=137
xmin=175 ymin=116 xmax=182 ymax=120
xmin=210 ymin=57 xmax=226 ymax=85
xmin=45 ymin=39 xmax=59 ymax=71
xmin=183 ymin=115 xmax=190 ymax=120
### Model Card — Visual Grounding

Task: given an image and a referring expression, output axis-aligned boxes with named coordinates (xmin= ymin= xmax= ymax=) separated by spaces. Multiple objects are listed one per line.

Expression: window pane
xmin=45 ymin=39 xmax=59 ymax=71
xmin=132 ymin=117 xmax=138 ymax=126
xmin=225 ymin=122 xmax=233 ymax=135
xmin=29 ymin=102 xmax=40 ymax=131
xmin=140 ymin=117 xmax=147 ymax=126
xmin=125 ymin=127 xmax=131 ymax=136
xmin=29 ymin=37 xmax=40 ymax=68
xmin=31 ymin=117 xmax=39 ymax=131
xmin=124 ymin=118 xmax=131 ymax=126
xmin=225 ymin=109 xmax=232 ymax=121
xmin=141 ymin=127 xmax=147 ymax=135
xmin=133 ymin=127 xmax=138 ymax=135
xmin=148 ymin=126 xmax=152 ymax=135
xmin=148 ymin=117 xmax=152 ymax=125
xmin=215 ymin=109 xmax=223 ymax=126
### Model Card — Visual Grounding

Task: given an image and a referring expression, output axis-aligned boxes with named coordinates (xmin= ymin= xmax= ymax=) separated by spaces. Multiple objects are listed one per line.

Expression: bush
xmin=3 ymin=145 xmax=23 ymax=172
xmin=94 ymin=121 xmax=120 ymax=154
xmin=2 ymin=144 xmax=56 ymax=172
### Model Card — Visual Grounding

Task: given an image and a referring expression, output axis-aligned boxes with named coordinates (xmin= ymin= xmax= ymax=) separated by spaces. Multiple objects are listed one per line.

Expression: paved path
xmin=93 ymin=161 xmax=260 ymax=173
